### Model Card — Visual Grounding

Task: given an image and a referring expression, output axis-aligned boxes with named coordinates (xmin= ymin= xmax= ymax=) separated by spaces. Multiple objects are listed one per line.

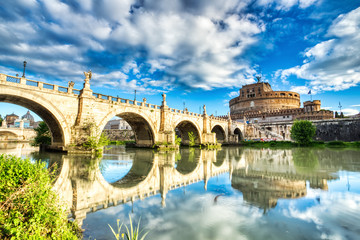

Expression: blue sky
xmin=1 ymin=0 xmax=360 ymax=121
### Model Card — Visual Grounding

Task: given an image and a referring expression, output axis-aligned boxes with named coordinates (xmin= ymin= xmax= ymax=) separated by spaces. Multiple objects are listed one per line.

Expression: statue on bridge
xmin=83 ymin=70 xmax=92 ymax=90
xmin=203 ymin=104 xmax=207 ymax=115
xmin=84 ymin=70 xmax=92 ymax=81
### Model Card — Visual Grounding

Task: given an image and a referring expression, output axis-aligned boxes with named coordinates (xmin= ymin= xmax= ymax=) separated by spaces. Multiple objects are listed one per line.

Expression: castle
xmin=229 ymin=79 xmax=333 ymax=123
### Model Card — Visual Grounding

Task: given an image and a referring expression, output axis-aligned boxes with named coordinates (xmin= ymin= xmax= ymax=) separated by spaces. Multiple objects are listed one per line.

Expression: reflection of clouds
xmin=139 ymin=193 xmax=263 ymax=240
xmin=284 ymin=192 xmax=360 ymax=240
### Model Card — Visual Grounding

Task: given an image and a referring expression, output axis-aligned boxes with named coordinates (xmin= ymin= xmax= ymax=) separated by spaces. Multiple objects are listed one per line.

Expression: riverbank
xmin=0 ymin=154 xmax=82 ymax=239
xmin=240 ymin=140 xmax=360 ymax=148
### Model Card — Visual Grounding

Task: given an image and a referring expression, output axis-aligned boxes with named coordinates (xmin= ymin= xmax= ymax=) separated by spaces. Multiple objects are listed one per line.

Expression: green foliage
xmin=0 ymin=154 xmax=81 ymax=239
xmin=109 ymin=140 xmax=135 ymax=145
xmin=188 ymin=132 xmax=196 ymax=147
xmin=175 ymin=135 xmax=182 ymax=146
xmin=0 ymin=114 xmax=3 ymax=126
xmin=83 ymin=132 xmax=110 ymax=152
xmin=326 ymin=141 xmax=346 ymax=147
xmin=240 ymin=140 xmax=295 ymax=148
xmin=290 ymin=120 xmax=316 ymax=145
xmin=81 ymin=119 xmax=110 ymax=154
xmin=33 ymin=121 xmax=51 ymax=146
xmin=108 ymin=215 xmax=149 ymax=240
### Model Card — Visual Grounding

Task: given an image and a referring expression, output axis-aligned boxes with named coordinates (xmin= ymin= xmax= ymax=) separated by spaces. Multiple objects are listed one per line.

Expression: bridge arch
xmin=174 ymin=120 xmax=201 ymax=146
xmin=0 ymin=88 xmax=71 ymax=147
xmin=211 ymin=125 xmax=226 ymax=143
xmin=234 ymin=128 xmax=244 ymax=141
xmin=0 ymin=130 xmax=19 ymax=141
xmin=99 ymin=110 xmax=156 ymax=147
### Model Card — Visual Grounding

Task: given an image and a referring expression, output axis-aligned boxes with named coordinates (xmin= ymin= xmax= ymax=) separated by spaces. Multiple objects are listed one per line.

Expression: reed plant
xmin=109 ymin=215 xmax=149 ymax=240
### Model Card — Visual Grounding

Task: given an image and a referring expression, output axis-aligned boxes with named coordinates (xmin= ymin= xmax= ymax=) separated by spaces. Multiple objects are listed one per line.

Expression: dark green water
xmin=1 ymin=143 xmax=360 ymax=240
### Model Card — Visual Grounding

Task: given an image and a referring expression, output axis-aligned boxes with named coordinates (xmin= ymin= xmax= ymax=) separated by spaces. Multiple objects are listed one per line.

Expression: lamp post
xmin=22 ymin=61 xmax=27 ymax=78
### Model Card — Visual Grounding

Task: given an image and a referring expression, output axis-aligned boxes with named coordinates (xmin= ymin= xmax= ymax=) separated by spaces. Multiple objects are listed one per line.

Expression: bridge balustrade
xmin=26 ymin=79 xmax=39 ymax=87
xmin=58 ymin=86 xmax=68 ymax=93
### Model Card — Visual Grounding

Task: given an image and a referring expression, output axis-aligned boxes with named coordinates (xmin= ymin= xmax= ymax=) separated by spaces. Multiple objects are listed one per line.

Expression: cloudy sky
xmin=1 ymin=0 xmax=360 ymax=119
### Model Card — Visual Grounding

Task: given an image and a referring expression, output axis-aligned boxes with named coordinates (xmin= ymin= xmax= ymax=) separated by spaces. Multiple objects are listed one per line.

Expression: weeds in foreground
xmin=108 ymin=215 xmax=149 ymax=240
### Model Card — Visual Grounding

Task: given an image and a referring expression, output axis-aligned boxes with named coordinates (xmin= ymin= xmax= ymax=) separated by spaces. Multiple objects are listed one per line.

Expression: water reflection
xmin=2 ymin=145 xmax=360 ymax=239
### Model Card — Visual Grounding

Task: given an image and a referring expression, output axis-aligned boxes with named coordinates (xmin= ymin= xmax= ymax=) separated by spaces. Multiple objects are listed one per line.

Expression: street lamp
xmin=22 ymin=60 xmax=27 ymax=78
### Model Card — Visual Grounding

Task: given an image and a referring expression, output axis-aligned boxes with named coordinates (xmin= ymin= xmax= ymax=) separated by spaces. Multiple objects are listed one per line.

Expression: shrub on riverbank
xmin=0 ymin=154 xmax=81 ymax=239
xmin=290 ymin=120 xmax=316 ymax=146
xmin=240 ymin=140 xmax=295 ymax=148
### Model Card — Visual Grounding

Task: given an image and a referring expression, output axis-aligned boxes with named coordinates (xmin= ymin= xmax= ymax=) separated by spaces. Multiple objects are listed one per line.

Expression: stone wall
xmin=102 ymin=129 xmax=135 ymax=141
xmin=314 ymin=118 xmax=360 ymax=142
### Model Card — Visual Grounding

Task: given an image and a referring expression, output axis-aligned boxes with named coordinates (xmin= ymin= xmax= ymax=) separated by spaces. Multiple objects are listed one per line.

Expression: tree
xmin=33 ymin=121 xmax=51 ymax=145
xmin=340 ymin=112 xmax=344 ymax=118
xmin=290 ymin=120 xmax=316 ymax=145
xmin=0 ymin=114 xmax=3 ymax=126
xmin=335 ymin=111 xmax=339 ymax=118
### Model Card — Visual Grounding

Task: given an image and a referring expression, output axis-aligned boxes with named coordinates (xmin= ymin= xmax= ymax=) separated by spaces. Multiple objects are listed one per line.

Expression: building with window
xmin=229 ymin=80 xmax=333 ymax=123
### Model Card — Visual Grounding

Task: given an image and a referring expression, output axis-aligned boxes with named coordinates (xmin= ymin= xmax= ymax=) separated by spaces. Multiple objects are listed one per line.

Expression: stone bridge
xmin=0 ymin=121 xmax=36 ymax=142
xmin=51 ymin=148 xmax=231 ymax=225
xmin=0 ymin=73 xmax=246 ymax=151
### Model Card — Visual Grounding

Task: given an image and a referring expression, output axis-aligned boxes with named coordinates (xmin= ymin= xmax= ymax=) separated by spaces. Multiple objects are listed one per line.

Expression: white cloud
xmin=341 ymin=108 xmax=359 ymax=116
xmin=350 ymin=104 xmax=360 ymax=107
xmin=256 ymin=0 xmax=317 ymax=10
xmin=228 ymin=91 xmax=239 ymax=98
xmin=277 ymin=7 xmax=360 ymax=93
xmin=290 ymin=86 xmax=312 ymax=95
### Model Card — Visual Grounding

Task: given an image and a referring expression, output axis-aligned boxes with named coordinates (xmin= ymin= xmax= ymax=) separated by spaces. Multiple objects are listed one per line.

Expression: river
xmin=1 ymin=143 xmax=360 ymax=240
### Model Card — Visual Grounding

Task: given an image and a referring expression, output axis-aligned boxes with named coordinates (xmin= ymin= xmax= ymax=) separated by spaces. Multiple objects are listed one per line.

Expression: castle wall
xmin=314 ymin=118 xmax=360 ymax=142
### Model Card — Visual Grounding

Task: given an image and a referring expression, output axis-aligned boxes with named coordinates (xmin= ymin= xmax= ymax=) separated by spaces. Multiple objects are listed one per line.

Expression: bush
xmin=290 ymin=120 xmax=316 ymax=145
xmin=0 ymin=154 xmax=81 ymax=239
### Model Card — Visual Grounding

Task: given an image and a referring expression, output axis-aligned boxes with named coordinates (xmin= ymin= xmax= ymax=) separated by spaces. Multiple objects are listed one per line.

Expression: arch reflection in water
xmin=52 ymin=147 xmax=230 ymax=226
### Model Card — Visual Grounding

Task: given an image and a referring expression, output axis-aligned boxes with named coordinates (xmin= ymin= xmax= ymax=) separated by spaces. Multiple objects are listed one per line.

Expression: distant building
xmin=22 ymin=110 xmax=35 ymax=126
xmin=5 ymin=113 xmax=19 ymax=127
xmin=104 ymin=119 xmax=132 ymax=130
xmin=14 ymin=119 xmax=31 ymax=128
xmin=229 ymin=81 xmax=333 ymax=123
xmin=4 ymin=111 xmax=36 ymax=128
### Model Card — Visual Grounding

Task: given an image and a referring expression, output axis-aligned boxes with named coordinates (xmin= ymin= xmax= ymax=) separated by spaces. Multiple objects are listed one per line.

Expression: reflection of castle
xmin=229 ymin=80 xmax=333 ymax=123
xmin=231 ymin=148 xmax=336 ymax=211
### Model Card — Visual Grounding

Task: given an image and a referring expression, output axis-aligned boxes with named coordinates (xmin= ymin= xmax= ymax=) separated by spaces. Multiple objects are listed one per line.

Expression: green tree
xmin=33 ymin=121 xmax=51 ymax=145
xmin=335 ymin=111 xmax=339 ymax=118
xmin=0 ymin=114 xmax=3 ymax=126
xmin=340 ymin=112 xmax=344 ymax=118
xmin=290 ymin=120 xmax=316 ymax=145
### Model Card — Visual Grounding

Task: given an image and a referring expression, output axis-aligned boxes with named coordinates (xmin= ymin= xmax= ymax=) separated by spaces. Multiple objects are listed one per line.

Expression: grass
xmin=0 ymin=154 xmax=81 ymax=239
xmin=108 ymin=215 xmax=149 ymax=240
xmin=240 ymin=140 xmax=360 ymax=149
xmin=109 ymin=140 xmax=136 ymax=145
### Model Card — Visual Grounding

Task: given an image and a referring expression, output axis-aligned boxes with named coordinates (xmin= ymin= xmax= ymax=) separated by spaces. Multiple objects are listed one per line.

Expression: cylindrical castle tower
xmin=229 ymin=82 xmax=301 ymax=115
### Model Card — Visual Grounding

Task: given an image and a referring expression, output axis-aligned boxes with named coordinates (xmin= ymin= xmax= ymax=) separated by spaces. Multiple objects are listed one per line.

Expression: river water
xmin=1 ymin=143 xmax=360 ymax=240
